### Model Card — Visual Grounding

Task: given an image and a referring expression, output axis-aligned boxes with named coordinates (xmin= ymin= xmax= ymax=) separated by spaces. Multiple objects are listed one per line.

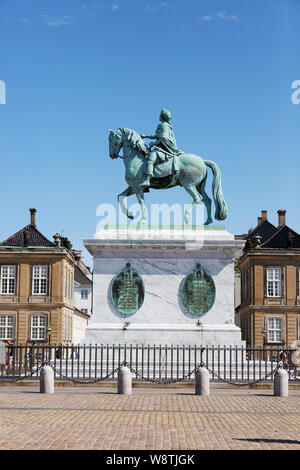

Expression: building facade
xmin=0 ymin=209 xmax=91 ymax=346
xmin=73 ymin=250 xmax=92 ymax=344
xmin=235 ymin=210 xmax=300 ymax=348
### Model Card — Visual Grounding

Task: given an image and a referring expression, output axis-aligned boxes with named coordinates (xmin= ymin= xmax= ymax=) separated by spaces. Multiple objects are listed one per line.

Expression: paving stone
xmin=0 ymin=387 xmax=299 ymax=450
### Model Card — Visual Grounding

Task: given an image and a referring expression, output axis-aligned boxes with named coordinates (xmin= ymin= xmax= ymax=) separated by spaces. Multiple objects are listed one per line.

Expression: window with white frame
xmin=1 ymin=265 xmax=16 ymax=295
xmin=81 ymin=308 xmax=88 ymax=314
xmin=81 ymin=289 xmax=88 ymax=299
xmin=266 ymin=268 xmax=281 ymax=297
xmin=30 ymin=315 xmax=47 ymax=340
xmin=0 ymin=315 xmax=14 ymax=340
xmin=267 ymin=317 xmax=283 ymax=343
xmin=32 ymin=266 xmax=48 ymax=295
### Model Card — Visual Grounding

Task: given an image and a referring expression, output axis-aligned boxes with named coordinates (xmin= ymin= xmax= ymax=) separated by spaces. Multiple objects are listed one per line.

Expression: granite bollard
xmin=195 ymin=366 xmax=210 ymax=395
xmin=274 ymin=368 xmax=288 ymax=397
xmin=40 ymin=365 xmax=54 ymax=394
xmin=118 ymin=366 xmax=132 ymax=395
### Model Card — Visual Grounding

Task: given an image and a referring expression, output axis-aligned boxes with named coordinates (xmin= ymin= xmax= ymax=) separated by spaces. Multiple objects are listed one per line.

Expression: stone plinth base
xmin=83 ymin=226 xmax=245 ymax=347
xmin=84 ymin=323 xmax=244 ymax=347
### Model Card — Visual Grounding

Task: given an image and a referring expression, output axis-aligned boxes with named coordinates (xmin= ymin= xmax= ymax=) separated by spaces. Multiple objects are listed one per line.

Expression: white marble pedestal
xmin=83 ymin=226 xmax=245 ymax=346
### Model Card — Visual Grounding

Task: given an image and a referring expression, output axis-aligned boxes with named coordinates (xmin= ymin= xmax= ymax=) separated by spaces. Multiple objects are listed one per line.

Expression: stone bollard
xmin=195 ymin=366 xmax=210 ymax=396
xmin=274 ymin=368 xmax=289 ymax=397
xmin=118 ymin=366 xmax=132 ymax=395
xmin=40 ymin=366 xmax=54 ymax=394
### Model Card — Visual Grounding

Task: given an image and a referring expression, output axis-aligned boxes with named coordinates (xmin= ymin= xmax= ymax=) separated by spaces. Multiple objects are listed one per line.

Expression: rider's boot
xmin=140 ymin=174 xmax=151 ymax=187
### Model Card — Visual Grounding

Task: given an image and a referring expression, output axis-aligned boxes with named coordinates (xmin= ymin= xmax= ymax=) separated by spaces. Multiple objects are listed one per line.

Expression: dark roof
xmin=74 ymin=264 xmax=92 ymax=286
xmin=240 ymin=219 xmax=300 ymax=252
xmin=261 ymin=225 xmax=300 ymax=249
xmin=244 ymin=220 xmax=277 ymax=244
xmin=0 ymin=224 xmax=55 ymax=248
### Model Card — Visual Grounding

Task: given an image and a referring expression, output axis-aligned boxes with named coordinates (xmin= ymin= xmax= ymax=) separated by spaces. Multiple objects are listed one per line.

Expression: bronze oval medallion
xmin=111 ymin=263 xmax=145 ymax=316
xmin=181 ymin=263 xmax=215 ymax=316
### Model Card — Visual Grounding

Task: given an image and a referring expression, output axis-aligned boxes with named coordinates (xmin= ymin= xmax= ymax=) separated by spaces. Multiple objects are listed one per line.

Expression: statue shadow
xmin=232 ymin=438 xmax=300 ymax=445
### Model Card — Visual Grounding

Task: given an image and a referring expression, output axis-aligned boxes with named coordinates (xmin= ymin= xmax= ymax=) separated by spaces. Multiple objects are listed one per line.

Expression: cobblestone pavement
xmin=0 ymin=387 xmax=299 ymax=450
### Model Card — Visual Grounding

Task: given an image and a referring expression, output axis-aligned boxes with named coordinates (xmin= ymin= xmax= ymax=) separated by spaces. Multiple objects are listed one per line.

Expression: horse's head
xmin=109 ymin=129 xmax=123 ymax=159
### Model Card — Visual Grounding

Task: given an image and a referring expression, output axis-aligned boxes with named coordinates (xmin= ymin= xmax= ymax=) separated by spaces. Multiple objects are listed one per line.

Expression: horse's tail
xmin=204 ymin=160 xmax=228 ymax=221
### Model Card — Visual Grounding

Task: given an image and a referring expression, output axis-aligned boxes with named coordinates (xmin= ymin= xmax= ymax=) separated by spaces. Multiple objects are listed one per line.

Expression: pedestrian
xmin=6 ymin=340 xmax=14 ymax=370
xmin=55 ymin=346 xmax=62 ymax=359
xmin=279 ymin=350 xmax=288 ymax=369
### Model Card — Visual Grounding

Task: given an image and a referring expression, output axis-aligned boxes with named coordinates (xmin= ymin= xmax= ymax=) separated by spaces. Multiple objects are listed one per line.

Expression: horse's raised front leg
xmin=118 ymin=186 xmax=134 ymax=220
xmin=135 ymin=188 xmax=148 ymax=227
xmin=182 ymin=184 xmax=202 ymax=225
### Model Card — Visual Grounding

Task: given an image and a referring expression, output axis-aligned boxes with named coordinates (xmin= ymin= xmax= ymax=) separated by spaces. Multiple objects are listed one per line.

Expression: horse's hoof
xmin=127 ymin=212 xmax=134 ymax=220
xmin=204 ymin=218 xmax=213 ymax=226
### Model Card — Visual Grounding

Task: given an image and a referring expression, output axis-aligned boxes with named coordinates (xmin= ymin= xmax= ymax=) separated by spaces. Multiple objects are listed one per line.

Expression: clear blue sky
xmin=1 ymin=0 xmax=299 ymax=267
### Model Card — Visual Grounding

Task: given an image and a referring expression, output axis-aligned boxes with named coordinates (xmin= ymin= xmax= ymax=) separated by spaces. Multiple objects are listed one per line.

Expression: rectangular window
xmin=1 ymin=265 xmax=16 ymax=295
xmin=266 ymin=268 xmax=281 ymax=297
xmin=69 ymin=271 xmax=73 ymax=300
xmin=267 ymin=317 xmax=283 ymax=343
xmin=31 ymin=315 xmax=46 ymax=340
xmin=32 ymin=266 xmax=48 ymax=295
xmin=63 ymin=315 xmax=67 ymax=340
xmin=65 ymin=268 xmax=68 ymax=298
xmin=71 ymin=273 xmax=74 ymax=301
xmin=68 ymin=317 xmax=72 ymax=341
xmin=0 ymin=315 xmax=14 ymax=340
xmin=81 ymin=289 xmax=88 ymax=299
xmin=81 ymin=309 xmax=88 ymax=314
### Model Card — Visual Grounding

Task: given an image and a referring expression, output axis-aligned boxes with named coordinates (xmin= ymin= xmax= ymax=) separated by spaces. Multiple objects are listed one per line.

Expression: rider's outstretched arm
xmin=141 ymin=134 xmax=157 ymax=139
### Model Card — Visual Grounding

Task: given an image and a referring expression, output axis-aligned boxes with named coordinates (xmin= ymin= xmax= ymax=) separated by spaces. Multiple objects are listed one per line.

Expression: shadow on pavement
xmin=233 ymin=438 xmax=300 ymax=445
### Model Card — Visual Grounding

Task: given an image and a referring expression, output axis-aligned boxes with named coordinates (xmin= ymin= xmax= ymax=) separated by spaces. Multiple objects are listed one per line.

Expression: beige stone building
xmin=235 ymin=209 xmax=300 ymax=348
xmin=0 ymin=209 xmax=91 ymax=346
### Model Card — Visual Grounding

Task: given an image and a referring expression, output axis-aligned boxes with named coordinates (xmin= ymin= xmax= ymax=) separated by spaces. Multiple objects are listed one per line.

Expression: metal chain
xmin=47 ymin=361 xmax=128 ymax=384
xmin=1 ymin=360 xmax=298 ymax=386
xmin=203 ymin=363 xmax=281 ymax=387
xmin=126 ymin=363 xmax=202 ymax=384
xmin=42 ymin=362 xmax=201 ymax=385
xmin=0 ymin=363 xmax=47 ymax=383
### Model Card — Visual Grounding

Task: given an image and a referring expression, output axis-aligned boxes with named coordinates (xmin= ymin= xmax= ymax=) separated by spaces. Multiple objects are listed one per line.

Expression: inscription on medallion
xmin=181 ymin=263 xmax=215 ymax=316
xmin=111 ymin=263 xmax=144 ymax=315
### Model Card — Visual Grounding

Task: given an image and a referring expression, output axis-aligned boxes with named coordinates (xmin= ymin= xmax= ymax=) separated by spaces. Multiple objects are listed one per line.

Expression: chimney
xmin=30 ymin=208 xmax=37 ymax=227
xmin=261 ymin=210 xmax=268 ymax=221
xmin=257 ymin=217 xmax=262 ymax=225
xmin=277 ymin=209 xmax=286 ymax=227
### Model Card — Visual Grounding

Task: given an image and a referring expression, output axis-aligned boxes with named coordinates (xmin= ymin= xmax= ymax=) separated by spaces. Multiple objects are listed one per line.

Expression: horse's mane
xmin=119 ymin=128 xmax=148 ymax=155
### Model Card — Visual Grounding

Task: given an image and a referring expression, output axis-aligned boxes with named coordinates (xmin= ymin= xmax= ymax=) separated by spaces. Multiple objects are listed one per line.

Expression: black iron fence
xmin=0 ymin=344 xmax=299 ymax=384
